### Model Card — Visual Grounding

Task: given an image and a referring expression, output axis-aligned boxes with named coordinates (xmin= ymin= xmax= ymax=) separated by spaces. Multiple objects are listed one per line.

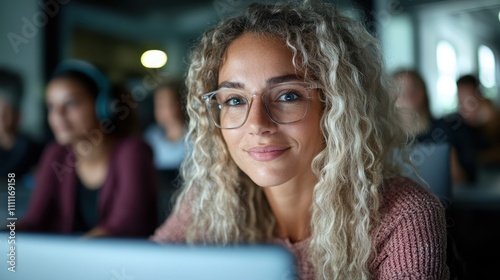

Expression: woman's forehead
xmin=218 ymin=33 xmax=303 ymax=88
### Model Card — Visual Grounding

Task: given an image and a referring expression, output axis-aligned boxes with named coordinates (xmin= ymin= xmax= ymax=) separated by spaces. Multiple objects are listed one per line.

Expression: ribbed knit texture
xmin=152 ymin=177 xmax=449 ymax=279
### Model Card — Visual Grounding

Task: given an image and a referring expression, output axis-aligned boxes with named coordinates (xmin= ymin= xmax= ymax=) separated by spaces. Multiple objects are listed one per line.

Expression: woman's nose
xmin=49 ymin=105 xmax=68 ymax=120
xmin=245 ymin=97 xmax=276 ymax=135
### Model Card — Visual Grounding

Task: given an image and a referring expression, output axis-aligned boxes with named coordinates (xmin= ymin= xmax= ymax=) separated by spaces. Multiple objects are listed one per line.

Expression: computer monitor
xmin=0 ymin=233 xmax=296 ymax=280
xmin=398 ymin=142 xmax=452 ymax=201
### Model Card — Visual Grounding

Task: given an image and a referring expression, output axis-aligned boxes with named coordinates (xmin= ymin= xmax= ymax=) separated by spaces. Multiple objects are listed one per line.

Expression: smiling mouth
xmin=246 ymin=145 xmax=290 ymax=161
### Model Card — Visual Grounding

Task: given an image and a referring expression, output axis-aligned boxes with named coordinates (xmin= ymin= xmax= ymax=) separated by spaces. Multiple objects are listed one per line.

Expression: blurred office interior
xmin=1 ymin=0 xmax=499 ymax=279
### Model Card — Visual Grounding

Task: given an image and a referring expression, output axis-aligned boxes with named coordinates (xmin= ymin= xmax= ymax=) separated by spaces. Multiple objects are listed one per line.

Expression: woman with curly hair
xmin=152 ymin=1 xmax=449 ymax=279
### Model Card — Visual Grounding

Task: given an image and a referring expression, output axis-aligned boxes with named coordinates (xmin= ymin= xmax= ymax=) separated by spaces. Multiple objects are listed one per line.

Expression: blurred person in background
xmin=144 ymin=78 xmax=188 ymax=178
xmin=392 ymin=69 xmax=476 ymax=184
xmin=393 ymin=69 xmax=433 ymax=137
xmin=0 ymin=69 xmax=42 ymax=179
xmin=143 ymin=78 xmax=189 ymax=223
xmin=17 ymin=60 xmax=157 ymax=237
xmin=152 ymin=2 xmax=449 ymax=279
xmin=456 ymin=74 xmax=500 ymax=166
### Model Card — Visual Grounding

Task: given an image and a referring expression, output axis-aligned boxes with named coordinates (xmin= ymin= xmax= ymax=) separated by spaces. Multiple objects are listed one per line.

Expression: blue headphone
xmin=53 ymin=59 xmax=114 ymax=120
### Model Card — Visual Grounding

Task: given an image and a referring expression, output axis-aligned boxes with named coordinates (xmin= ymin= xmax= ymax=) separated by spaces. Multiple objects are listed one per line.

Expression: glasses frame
xmin=201 ymin=82 xmax=318 ymax=129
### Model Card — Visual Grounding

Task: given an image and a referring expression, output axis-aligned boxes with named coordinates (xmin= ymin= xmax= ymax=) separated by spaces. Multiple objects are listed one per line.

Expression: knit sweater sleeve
xmin=371 ymin=178 xmax=449 ymax=280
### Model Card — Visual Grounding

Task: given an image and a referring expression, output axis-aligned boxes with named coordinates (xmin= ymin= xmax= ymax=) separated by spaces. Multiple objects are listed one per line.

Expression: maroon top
xmin=18 ymin=136 xmax=157 ymax=237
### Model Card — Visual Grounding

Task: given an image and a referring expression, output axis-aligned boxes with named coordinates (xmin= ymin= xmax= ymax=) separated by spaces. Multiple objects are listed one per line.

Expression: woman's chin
xmin=247 ymin=173 xmax=288 ymax=188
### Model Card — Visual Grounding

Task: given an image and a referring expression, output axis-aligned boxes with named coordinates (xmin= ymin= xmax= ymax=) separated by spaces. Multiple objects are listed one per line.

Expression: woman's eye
xmin=277 ymin=91 xmax=301 ymax=102
xmin=225 ymin=96 xmax=246 ymax=106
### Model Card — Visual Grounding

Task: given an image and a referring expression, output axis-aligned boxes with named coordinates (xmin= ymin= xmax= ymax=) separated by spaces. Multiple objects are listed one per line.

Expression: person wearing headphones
xmin=17 ymin=60 xmax=157 ymax=237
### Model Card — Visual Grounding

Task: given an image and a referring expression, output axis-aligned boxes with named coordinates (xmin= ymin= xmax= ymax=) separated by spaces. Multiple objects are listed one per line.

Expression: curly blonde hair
xmin=174 ymin=1 xmax=407 ymax=279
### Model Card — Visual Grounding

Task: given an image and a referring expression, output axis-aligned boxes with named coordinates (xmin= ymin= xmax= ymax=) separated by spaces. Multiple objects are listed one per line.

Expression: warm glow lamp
xmin=141 ymin=50 xmax=167 ymax=68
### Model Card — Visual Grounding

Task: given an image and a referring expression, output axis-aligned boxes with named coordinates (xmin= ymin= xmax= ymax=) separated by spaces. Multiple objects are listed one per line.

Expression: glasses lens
xmin=204 ymin=83 xmax=311 ymax=129
xmin=206 ymin=90 xmax=249 ymax=129
xmin=264 ymin=84 xmax=310 ymax=123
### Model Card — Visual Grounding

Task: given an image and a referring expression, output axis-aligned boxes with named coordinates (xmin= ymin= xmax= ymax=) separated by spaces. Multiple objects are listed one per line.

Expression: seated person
xmin=152 ymin=2 xmax=449 ymax=279
xmin=17 ymin=60 xmax=157 ymax=237
xmin=456 ymin=74 xmax=500 ymax=166
xmin=392 ymin=69 xmax=476 ymax=184
xmin=0 ymin=69 xmax=42 ymax=179
xmin=144 ymin=79 xmax=188 ymax=173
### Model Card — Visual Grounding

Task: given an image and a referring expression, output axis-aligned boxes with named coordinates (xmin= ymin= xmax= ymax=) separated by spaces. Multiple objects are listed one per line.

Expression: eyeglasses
xmin=201 ymin=82 xmax=316 ymax=129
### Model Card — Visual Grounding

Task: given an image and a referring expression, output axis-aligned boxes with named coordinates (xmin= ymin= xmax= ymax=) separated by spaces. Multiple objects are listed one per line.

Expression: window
xmin=478 ymin=45 xmax=497 ymax=99
xmin=436 ymin=41 xmax=458 ymax=113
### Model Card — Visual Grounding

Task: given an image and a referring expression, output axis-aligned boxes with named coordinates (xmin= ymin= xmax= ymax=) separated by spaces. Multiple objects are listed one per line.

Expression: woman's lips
xmin=246 ymin=145 xmax=290 ymax=161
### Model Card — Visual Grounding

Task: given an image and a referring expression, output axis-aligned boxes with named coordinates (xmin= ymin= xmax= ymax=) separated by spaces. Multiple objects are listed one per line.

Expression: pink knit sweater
xmin=152 ymin=177 xmax=449 ymax=279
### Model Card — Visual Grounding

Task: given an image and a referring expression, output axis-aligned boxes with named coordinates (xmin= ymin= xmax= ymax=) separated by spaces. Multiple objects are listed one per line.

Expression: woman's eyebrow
xmin=266 ymin=74 xmax=303 ymax=86
xmin=218 ymin=81 xmax=244 ymax=89
xmin=218 ymin=74 xmax=303 ymax=89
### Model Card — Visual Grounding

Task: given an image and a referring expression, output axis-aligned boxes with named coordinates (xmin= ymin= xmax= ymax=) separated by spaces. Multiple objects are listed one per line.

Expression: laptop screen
xmin=0 ymin=233 xmax=296 ymax=280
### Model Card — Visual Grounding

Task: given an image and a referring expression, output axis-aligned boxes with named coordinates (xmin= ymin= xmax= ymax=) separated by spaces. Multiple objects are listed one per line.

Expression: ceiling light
xmin=141 ymin=50 xmax=167 ymax=68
